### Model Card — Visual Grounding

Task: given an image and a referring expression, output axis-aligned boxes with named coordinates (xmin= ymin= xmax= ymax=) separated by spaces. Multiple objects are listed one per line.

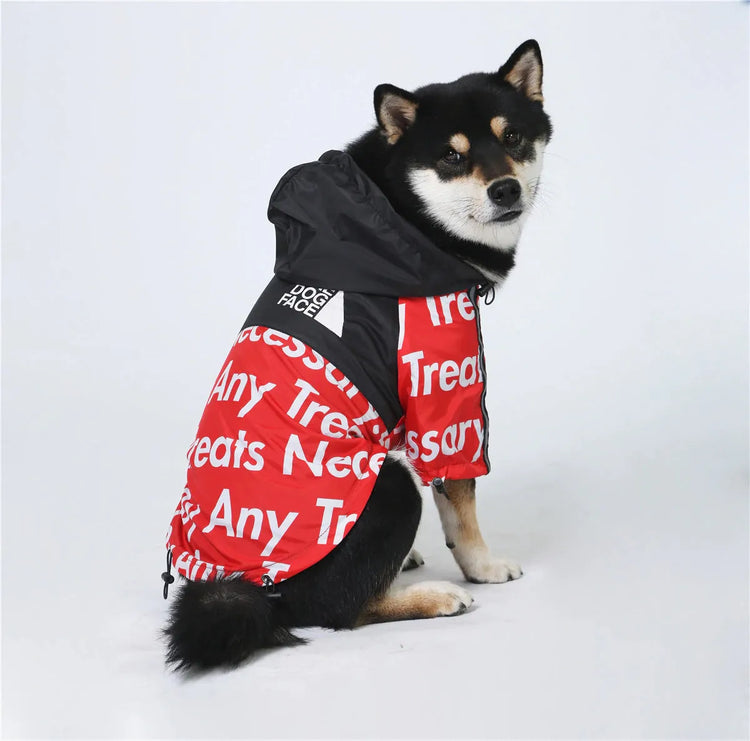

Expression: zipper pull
xmin=431 ymin=477 xmax=448 ymax=498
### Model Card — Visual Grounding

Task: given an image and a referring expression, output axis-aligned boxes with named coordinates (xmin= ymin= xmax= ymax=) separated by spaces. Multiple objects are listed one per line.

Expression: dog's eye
xmin=503 ymin=129 xmax=523 ymax=146
xmin=441 ymin=149 xmax=464 ymax=165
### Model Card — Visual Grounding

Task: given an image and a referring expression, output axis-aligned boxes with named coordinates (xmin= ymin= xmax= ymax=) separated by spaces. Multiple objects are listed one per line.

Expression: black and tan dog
xmin=164 ymin=39 xmax=552 ymax=672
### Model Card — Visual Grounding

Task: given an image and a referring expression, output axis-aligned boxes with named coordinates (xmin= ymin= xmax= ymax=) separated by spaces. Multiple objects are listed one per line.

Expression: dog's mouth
xmin=492 ymin=210 xmax=523 ymax=223
xmin=470 ymin=208 xmax=524 ymax=226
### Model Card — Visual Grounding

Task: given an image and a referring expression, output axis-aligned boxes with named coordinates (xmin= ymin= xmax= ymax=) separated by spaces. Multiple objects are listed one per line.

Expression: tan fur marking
xmin=433 ymin=478 xmax=522 ymax=583
xmin=470 ymin=164 xmax=490 ymax=186
xmin=357 ymin=584 xmax=469 ymax=625
xmin=443 ymin=479 xmax=485 ymax=551
xmin=490 ymin=115 xmax=508 ymax=140
xmin=449 ymin=133 xmax=471 ymax=155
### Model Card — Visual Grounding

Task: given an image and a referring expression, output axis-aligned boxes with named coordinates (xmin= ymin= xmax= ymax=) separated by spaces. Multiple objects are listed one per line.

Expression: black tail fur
xmin=164 ymin=579 xmax=304 ymax=672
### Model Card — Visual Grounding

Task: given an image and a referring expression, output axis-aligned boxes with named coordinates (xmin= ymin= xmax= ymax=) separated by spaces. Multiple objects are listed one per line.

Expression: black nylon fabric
xmin=267 ymin=150 xmax=486 ymax=296
xmin=244 ymin=150 xmax=487 ymax=432
xmin=244 ymin=277 xmax=403 ymax=430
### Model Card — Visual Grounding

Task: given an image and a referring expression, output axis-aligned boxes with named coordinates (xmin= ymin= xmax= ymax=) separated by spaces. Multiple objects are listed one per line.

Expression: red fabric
xmin=166 ymin=290 xmax=488 ymax=585
xmin=398 ymin=292 xmax=489 ymax=483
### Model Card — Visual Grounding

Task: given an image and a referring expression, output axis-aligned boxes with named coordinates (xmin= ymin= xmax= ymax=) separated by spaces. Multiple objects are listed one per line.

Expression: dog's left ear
xmin=497 ymin=40 xmax=544 ymax=103
xmin=374 ymin=84 xmax=419 ymax=144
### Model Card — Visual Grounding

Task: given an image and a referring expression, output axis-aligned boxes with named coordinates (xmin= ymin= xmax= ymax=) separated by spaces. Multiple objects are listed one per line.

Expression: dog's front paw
xmin=401 ymin=548 xmax=425 ymax=571
xmin=460 ymin=553 xmax=523 ymax=584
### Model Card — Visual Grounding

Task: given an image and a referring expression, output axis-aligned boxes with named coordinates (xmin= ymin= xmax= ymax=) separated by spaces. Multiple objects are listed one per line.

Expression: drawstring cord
xmin=477 ymin=283 xmax=496 ymax=305
xmin=161 ymin=553 xmax=282 ymax=600
xmin=161 ymin=549 xmax=175 ymax=599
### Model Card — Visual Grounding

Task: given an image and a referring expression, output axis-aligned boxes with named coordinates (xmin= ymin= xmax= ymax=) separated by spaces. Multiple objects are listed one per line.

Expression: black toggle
xmin=432 ymin=477 xmax=449 ymax=497
xmin=261 ymin=573 xmax=282 ymax=599
xmin=161 ymin=549 xmax=175 ymax=600
xmin=477 ymin=284 xmax=496 ymax=305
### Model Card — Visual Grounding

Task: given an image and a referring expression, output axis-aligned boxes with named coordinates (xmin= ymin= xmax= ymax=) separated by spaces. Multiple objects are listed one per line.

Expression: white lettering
xmin=237 ymin=376 xmax=276 ymax=418
xmin=189 ymin=432 xmax=265 ymax=470
xmin=194 ymin=437 xmax=210 ymax=467
xmin=352 ymin=450 xmax=370 ymax=480
xmin=321 ymin=411 xmax=348 ymax=438
xmin=441 ymin=424 xmax=458 ymax=455
xmin=236 ymin=508 xmax=262 ymax=539
xmin=287 ymin=378 xmax=320 ymax=420
xmin=262 ymin=511 xmax=299 ymax=557
xmin=440 ymin=293 xmax=457 ymax=324
xmin=203 ymin=489 xmax=234 ymax=536
xmin=333 ymin=513 xmax=358 ymax=545
xmin=233 ymin=430 xmax=249 ymax=467
xmin=209 ymin=437 xmax=233 ymax=467
xmin=439 ymin=360 xmax=460 ymax=391
xmin=422 ymin=431 xmax=440 ymax=462
xmin=316 ymin=498 xmax=344 ymax=545
xmin=243 ymin=441 xmax=265 ymax=471
xmin=224 ymin=372 xmax=248 ymax=402
xmin=283 ymin=434 xmax=328 ymax=476
xmin=402 ymin=350 xmax=424 ymax=397
xmin=406 ymin=418 xmax=484 ymax=464
xmin=326 ymin=456 xmax=351 ymax=478
xmin=401 ymin=352 xmax=481 ymax=396
xmin=457 ymin=292 xmax=475 ymax=320
xmin=262 ymin=561 xmax=291 ymax=582
xmin=425 ymin=296 xmax=441 ymax=326
xmin=208 ymin=361 xmax=232 ymax=403
xmin=263 ymin=329 xmax=286 ymax=346
xmin=369 ymin=452 xmax=386 ymax=475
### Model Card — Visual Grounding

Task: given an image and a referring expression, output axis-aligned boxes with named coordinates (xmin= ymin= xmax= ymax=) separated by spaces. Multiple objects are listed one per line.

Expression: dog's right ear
xmin=374 ymin=84 xmax=419 ymax=145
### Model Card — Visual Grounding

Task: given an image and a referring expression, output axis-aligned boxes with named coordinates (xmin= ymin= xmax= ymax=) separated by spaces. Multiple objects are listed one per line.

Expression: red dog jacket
xmin=166 ymin=151 xmax=492 ymax=586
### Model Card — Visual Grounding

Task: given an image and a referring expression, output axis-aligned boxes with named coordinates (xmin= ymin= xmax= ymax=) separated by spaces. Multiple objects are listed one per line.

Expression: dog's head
xmin=373 ymin=41 xmax=552 ymax=264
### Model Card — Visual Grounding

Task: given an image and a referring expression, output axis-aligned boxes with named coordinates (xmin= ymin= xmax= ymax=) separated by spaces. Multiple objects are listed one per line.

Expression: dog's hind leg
xmin=357 ymin=581 xmax=473 ymax=625
xmin=274 ymin=453 xmax=423 ymax=631
xmin=433 ymin=478 xmax=522 ymax=583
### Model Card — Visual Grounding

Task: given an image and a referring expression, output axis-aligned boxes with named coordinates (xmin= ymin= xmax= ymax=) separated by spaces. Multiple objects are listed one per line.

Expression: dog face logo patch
xmin=277 ymin=284 xmax=345 ymax=337
xmin=277 ymin=284 xmax=336 ymax=317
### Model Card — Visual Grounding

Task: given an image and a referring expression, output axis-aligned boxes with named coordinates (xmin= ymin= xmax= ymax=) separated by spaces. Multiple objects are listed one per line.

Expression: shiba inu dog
xmin=163 ymin=39 xmax=552 ymax=672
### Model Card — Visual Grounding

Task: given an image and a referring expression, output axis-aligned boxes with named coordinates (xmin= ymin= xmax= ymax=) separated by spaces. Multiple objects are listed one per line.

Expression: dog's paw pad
xmin=464 ymin=556 xmax=523 ymax=584
xmin=401 ymin=548 xmax=425 ymax=571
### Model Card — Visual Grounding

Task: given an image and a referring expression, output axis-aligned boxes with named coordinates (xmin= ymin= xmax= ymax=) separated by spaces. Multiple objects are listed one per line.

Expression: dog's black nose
xmin=487 ymin=178 xmax=522 ymax=208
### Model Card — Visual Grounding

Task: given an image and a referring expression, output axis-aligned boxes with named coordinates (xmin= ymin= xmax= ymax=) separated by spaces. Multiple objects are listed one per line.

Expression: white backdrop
xmin=3 ymin=2 xmax=748 ymax=738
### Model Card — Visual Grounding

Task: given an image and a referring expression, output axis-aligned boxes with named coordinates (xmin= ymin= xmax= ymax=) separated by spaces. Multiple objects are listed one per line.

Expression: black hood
xmin=267 ymin=150 xmax=485 ymax=297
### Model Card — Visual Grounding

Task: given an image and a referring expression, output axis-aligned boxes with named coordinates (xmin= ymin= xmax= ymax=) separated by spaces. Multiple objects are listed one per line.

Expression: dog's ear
xmin=497 ymin=40 xmax=544 ymax=103
xmin=374 ymin=84 xmax=419 ymax=144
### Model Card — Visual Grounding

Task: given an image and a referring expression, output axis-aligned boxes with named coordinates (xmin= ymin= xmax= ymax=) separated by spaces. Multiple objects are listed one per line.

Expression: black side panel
xmin=341 ymin=291 xmax=399 ymax=424
xmin=244 ymin=277 xmax=403 ymax=431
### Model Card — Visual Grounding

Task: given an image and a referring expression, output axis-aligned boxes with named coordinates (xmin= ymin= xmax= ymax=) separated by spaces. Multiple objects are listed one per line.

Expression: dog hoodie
xmin=166 ymin=151 xmax=493 ymax=586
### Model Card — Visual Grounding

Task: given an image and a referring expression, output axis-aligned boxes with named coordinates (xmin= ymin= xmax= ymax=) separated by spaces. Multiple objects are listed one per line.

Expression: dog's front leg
xmin=433 ymin=478 xmax=522 ymax=583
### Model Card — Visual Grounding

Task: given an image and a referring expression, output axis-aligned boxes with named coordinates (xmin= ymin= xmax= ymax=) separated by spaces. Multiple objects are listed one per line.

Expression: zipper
xmin=468 ymin=284 xmax=491 ymax=473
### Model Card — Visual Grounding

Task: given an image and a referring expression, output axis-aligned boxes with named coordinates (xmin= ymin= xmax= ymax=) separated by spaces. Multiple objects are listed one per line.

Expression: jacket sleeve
xmin=397 ymin=292 xmax=490 ymax=484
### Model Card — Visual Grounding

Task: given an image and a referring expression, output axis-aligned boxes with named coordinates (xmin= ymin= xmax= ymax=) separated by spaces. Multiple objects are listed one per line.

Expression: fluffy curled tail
xmin=163 ymin=579 xmax=304 ymax=672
